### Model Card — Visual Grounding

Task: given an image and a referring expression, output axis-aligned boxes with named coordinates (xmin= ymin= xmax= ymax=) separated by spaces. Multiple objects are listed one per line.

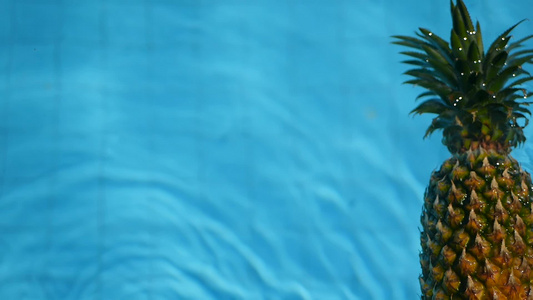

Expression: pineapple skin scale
xmin=419 ymin=148 xmax=533 ymax=299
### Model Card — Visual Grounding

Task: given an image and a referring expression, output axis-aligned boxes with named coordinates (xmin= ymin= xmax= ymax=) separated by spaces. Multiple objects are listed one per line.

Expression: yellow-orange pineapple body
xmin=420 ymin=149 xmax=533 ymax=298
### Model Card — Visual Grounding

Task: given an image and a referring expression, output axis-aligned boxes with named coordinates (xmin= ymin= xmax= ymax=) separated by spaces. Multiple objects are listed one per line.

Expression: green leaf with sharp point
xmin=404 ymin=68 xmax=438 ymax=79
xmin=485 ymin=51 xmax=508 ymax=80
xmin=401 ymin=59 xmax=429 ymax=67
xmin=508 ymin=54 xmax=533 ymax=68
xmin=411 ymin=99 xmax=451 ymax=115
xmin=507 ymin=34 xmax=533 ymax=52
xmin=506 ymin=92 xmax=533 ymax=102
xmin=404 ymin=78 xmax=452 ymax=99
xmin=418 ymin=28 xmax=451 ymax=54
xmin=424 ymin=115 xmax=454 ymax=138
xmin=416 ymin=91 xmax=438 ymax=100
xmin=504 ymin=76 xmax=533 ymax=89
xmin=450 ymin=0 xmax=455 ymax=17
xmin=413 ymin=54 xmax=457 ymax=87
xmin=487 ymin=66 xmax=527 ymax=93
xmin=452 ymin=4 xmax=467 ymax=39
xmin=487 ymin=20 xmax=526 ymax=54
xmin=423 ymin=44 xmax=451 ymax=65
xmin=512 ymin=112 xmax=529 ymax=124
xmin=508 ymin=49 xmax=533 ymax=62
xmin=404 ymin=77 xmax=448 ymax=89
xmin=400 ymin=51 xmax=427 ymax=61
xmin=392 ymin=35 xmax=428 ymax=50
xmin=456 ymin=0 xmax=475 ymax=31
xmin=450 ymin=30 xmax=467 ymax=61
xmin=512 ymin=106 xmax=531 ymax=115
xmin=467 ymin=41 xmax=482 ymax=71
xmin=498 ymin=88 xmax=523 ymax=101
xmin=475 ymin=21 xmax=484 ymax=55
xmin=454 ymin=60 xmax=471 ymax=87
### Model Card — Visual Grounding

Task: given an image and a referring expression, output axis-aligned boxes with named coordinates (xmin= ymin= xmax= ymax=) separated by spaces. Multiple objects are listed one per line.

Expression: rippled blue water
xmin=1 ymin=1 xmax=533 ymax=299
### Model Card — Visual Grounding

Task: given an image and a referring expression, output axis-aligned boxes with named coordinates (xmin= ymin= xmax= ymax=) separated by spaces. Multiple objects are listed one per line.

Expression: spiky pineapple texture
xmin=420 ymin=148 xmax=533 ymax=298
xmin=394 ymin=0 xmax=533 ymax=299
xmin=393 ymin=0 xmax=533 ymax=154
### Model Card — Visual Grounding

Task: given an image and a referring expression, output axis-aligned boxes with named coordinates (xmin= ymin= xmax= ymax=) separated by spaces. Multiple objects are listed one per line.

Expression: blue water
xmin=2 ymin=0 xmax=533 ymax=299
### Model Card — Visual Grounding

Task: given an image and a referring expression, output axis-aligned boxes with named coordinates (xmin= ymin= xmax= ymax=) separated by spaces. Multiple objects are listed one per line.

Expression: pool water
xmin=1 ymin=0 xmax=533 ymax=299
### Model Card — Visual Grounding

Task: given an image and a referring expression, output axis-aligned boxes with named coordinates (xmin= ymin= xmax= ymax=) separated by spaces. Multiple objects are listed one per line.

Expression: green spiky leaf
xmin=507 ymin=34 xmax=533 ymax=52
xmin=485 ymin=51 xmax=508 ymax=80
xmin=486 ymin=20 xmax=526 ymax=54
xmin=411 ymin=99 xmax=451 ymax=115
xmin=394 ymin=0 xmax=532 ymax=151
xmin=487 ymin=66 xmax=528 ymax=93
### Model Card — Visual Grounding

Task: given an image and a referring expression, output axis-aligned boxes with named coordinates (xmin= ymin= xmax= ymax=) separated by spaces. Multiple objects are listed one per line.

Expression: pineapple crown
xmin=393 ymin=0 xmax=533 ymax=154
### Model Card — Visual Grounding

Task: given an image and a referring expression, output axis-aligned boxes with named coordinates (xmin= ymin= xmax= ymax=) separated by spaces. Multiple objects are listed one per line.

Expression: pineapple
xmin=393 ymin=0 xmax=533 ymax=298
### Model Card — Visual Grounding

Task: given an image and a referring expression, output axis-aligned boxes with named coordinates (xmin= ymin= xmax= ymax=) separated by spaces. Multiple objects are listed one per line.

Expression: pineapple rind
xmin=420 ymin=148 xmax=533 ymax=299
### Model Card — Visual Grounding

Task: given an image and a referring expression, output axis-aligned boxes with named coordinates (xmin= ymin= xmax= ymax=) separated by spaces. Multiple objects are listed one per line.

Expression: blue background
xmin=2 ymin=0 xmax=533 ymax=299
